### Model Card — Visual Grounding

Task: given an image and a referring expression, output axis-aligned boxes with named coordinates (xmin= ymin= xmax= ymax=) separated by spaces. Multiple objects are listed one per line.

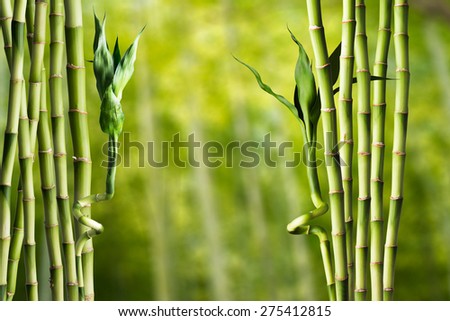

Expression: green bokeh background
xmin=1 ymin=0 xmax=450 ymax=300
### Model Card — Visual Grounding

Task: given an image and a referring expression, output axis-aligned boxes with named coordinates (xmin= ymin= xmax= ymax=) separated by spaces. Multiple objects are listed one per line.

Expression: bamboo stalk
xmin=64 ymin=0 xmax=94 ymax=300
xmin=305 ymin=0 xmax=348 ymax=300
xmin=338 ymin=0 xmax=356 ymax=300
xmin=38 ymin=68 xmax=65 ymax=300
xmin=354 ymin=0 xmax=371 ymax=301
xmin=50 ymin=0 xmax=78 ymax=301
xmin=0 ymin=0 xmax=27 ymax=301
xmin=0 ymin=0 xmax=14 ymax=301
xmin=370 ymin=0 xmax=393 ymax=301
xmin=383 ymin=0 xmax=409 ymax=301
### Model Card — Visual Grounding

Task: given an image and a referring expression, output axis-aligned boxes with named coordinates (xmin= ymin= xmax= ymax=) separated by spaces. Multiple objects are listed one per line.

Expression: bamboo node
xmin=394 ymin=3 xmax=409 ymax=7
xmin=72 ymin=156 xmax=92 ymax=164
xmin=0 ymin=16 xmax=13 ymax=21
xmin=85 ymin=294 xmax=95 ymax=301
xmin=371 ymin=218 xmax=384 ymax=223
xmin=0 ymin=236 xmax=11 ymax=241
xmin=0 ymin=183 xmax=12 ymax=187
xmin=370 ymin=261 xmax=383 ymax=266
xmin=340 ymin=55 xmax=354 ymax=59
xmin=339 ymin=97 xmax=353 ymax=102
xmin=49 ymin=13 xmax=64 ymax=17
xmin=358 ymin=151 xmax=371 ymax=156
xmin=26 ymin=282 xmax=39 ymax=286
xmin=13 ymin=226 xmax=24 ymax=232
xmin=395 ymin=110 xmax=409 ymax=115
xmin=62 ymin=241 xmax=75 ymax=245
xmin=342 ymin=19 xmax=356 ymax=24
xmin=67 ymin=63 xmax=85 ymax=70
xmin=373 ymin=103 xmax=387 ymax=107
xmin=375 ymin=61 xmax=388 ymax=66
xmin=329 ymin=190 xmax=344 ymax=195
xmin=4 ymin=44 xmax=12 ymax=49
xmin=390 ymin=196 xmax=403 ymax=201
xmin=371 ymin=178 xmax=384 ymax=183
xmin=316 ymin=62 xmax=330 ymax=69
xmin=82 ymin=246 xmax=94 ymax=254
xmin=355 ymin=245 xmax=368 ymax=249
xmin=50 ymin=265 xmax=63 ymax=271
xmin=39 ymin=148 xmax=53 ymax=154
xmin=385 ymin=244 xmax=398 ymax=249
xmin=342 ymin=177 xmax=353 ymax=182
xmin=54 ymin=152 xmax=67 ymax=158
xmin=67 ymin=282 xmax=79 ymax=286
xmin=335 ymin=275 xmax=348 ymax=282
xmin=42 ymin=184 xmax=56 ymax=191
xmin=27 ymin=33 xmax=34 ymax=38
xmin=378 ymin=27 xmax=391 ymax=32
xmin=394 ymin=32 xmax=409 ymax=38
xmin=23 ymin=197 xmax=36 ymax=202
xmin=356 ymin=68 xmax=369 ymax=73
xmin=68 ymin=108 xmax=88 ymax=115
xmin=321 ymin=107 xmax=336 ymax=113
xmin=32 ymin=41 xmax=47 ymax=45
xmin=309 ymin=25 xmax=322 ymax=30
xmin=393 ymin=150 xmax=406 ymax=156
xmin=396 ymin=68 xmax=410 ymax=73
xmin=357 ymin=196 xmax=371 ymax=201
xmin=355 ymin=288 xmax=367 ymax=293
xmin=357 ymin=111 xmax=370 ymax=115
xmin=324 ymin=151 xmax=338 ymax=156
xmin=384 ymin=288 xmax=394 ymax=292
xmin=49 ymin=73 xmax=63 ymax=79
xmin=345 ymin=217 xmax=353 ymax=223
xmin=372 ymin=142 xmax=385 ymax=148
xmin=340 ymin=139 xmax=354 ymax=145
xmin=50 ymin=40 xmax=65 ymax=45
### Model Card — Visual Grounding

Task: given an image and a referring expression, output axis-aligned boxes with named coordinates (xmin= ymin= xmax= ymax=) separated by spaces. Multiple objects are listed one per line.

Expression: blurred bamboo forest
xmin=1 ymin=0 xmax=450 ymax=300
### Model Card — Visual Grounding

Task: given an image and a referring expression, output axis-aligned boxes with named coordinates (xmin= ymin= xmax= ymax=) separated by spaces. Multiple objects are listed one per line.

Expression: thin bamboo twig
xmin=305 ymin=0 xmax=348 ymax=300
xmin=370 ymin=0 xmax=393 ymax=301
xmin=50 ymin=0 xmax=78 ymax=301
xmin=383 ymin=0 xmax=409 ymax=301
xmin=64 ymin=0 xmax=94 ymax=300
xmin=0 ymin=0 xmax=27 ymax=301
xmin=354 ymin=0 xmax=372 ymax=301
xmin=38 ymin=68 xmax=65 ymax=300
xmin=338 ymin=0 xmax=356 ymax=299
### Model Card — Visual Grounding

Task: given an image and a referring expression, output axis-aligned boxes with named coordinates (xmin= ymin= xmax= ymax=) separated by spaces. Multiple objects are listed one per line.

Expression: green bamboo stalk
xmin=64 ymin=0 xmax=94 ymax=300
xmin=0 ymin=0 xmax=14 ymax=301
xmin=0 ymin=0 xmax=27 ymax=301
xmin=354 ymin=0 xmax=371 ymax=301
xmin=338 ymin=0 xmax=356 ymax=300
xmin=25 ymin=0 xmax=34 ymax=51
xmin=38 ymin=68 xmax=65 ymax=300
xmin=305 ymin=0 xmax=348 ymax=300
xmin=50 ymin=0 xmax=78 ymax=301
xmin=383 ymin=0 xmax=409 ymax=301
xmin=370 ymin=0 xmax=392 ymax=301
xmin=6 ymin=191 xmax=24 ymax=300
xmin=0 ymin=0 xmax=13 ymax=70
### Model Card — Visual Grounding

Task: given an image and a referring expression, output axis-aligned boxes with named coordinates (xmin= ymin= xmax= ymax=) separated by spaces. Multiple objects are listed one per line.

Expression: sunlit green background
xmin=1 ymin=0 xmax=450 ymax=300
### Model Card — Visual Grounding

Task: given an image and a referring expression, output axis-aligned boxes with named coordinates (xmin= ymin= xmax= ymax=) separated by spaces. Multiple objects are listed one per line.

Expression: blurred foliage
xmin=1 ymin=0 xmax=450 ymax=300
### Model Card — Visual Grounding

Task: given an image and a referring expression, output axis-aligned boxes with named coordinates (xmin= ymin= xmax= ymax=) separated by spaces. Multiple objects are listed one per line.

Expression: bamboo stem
xmin=38 ymin=68 xmax=65 ymax=300
xmin=64 ymin=0 xmax=94 ymax=300
xmin=383 ymin=0 xmax=409 ymax=301
xmin=50 ymin=0 xmax=78 ymax=301
xmin=354 ymin=0 xmax=371 ymax=301
xmin=338 ymin=0 xmax=356 ymax=300
xmin=306 ymin=0 xmax=348 ymax=300
xmin=370 ymin=0 xmax=393 ymax=301
xmin=0 ymin=0 xmax=27 ymax=301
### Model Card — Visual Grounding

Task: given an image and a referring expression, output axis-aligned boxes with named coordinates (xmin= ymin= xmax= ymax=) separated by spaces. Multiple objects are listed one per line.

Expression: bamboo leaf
xmin=93 ymin=14 xmax=114 ymax=99
xmin=329 ymin=43 xmax=341 ymax=86
xmin=112 ymin=28 xmax=144 ymax=100
xmin=113 ymin=37 xmax=121 ymax=71
xmin=234 ymin=56 xmax=299 ymax=119
xmin=100 ymin=86 xmax=125 ymax=136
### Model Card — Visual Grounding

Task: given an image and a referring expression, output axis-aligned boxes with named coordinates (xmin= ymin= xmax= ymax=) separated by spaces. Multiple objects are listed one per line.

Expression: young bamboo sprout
xmin=370 ymin=0 xmax=393 ymax=301
xmin=236 ymin=29 xmax=342 ymax=300
xmin=354 ymin=0 xmax=372 ymax=301
xmin=383 ymin=0 xmax=409 ymax=301
xmin=73 ymin=13 xmax=142 ymax=300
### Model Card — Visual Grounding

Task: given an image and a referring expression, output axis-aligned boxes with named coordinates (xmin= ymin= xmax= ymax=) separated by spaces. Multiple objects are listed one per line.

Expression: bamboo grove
xmin=239 ymin=0 xmax=409 ymax=300
xmin=0 ymin=0 xmax=141 ymax=301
